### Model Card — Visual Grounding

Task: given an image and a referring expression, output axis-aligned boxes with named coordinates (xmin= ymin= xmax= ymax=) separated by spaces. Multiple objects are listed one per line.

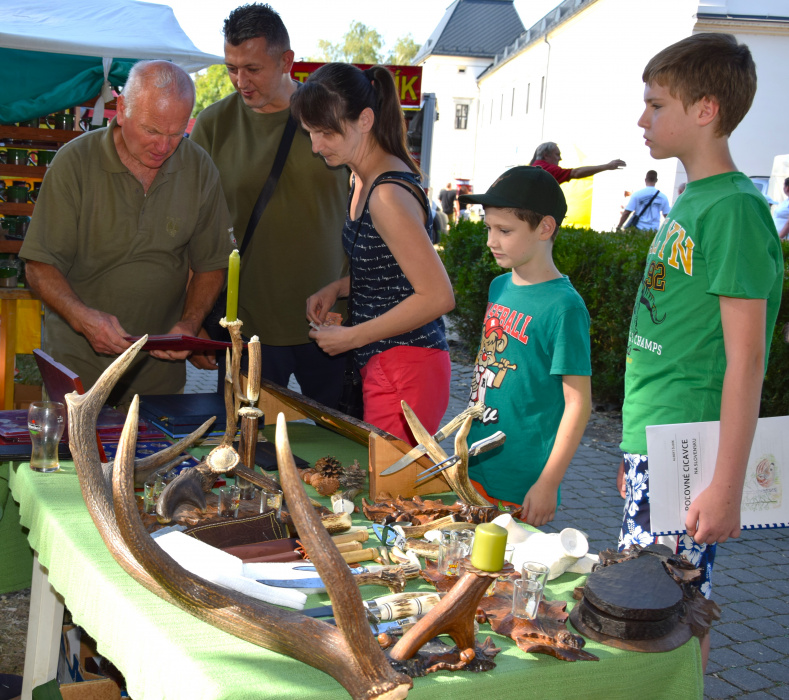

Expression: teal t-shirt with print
xmin=467 ymin=274 xmax=591 ymax=505
xmin=621 ymin=171 xmax=783 ymax=454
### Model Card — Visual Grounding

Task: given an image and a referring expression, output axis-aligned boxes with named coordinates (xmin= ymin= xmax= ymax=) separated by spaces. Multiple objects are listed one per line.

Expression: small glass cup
xmin=512 ymin=578 xmax=544 ymax=620
xmin=27 ymin=401 xmax=66 ymax=472
xmin=437 ymin=529 xmax=474 ymax=576
xmin=218 ymin=485 xmax=241 ymax=518
xmin=259 ymin=488 xmax=283 ymax=518
xmin=236 ymin=475 xmax=257 ymax=500
xmin=143 ymin=479 xmax=157 ymax=514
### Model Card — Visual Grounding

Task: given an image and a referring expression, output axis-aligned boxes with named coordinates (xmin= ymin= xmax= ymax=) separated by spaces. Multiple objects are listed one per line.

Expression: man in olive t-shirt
xmin=190 ymin=3 xmax=347 ymax=408
xmin=21 ymin=61 xmax=233 ymax=405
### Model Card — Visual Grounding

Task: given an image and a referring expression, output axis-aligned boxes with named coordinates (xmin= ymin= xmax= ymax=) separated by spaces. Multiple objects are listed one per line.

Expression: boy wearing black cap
xmin=459 ymin=166 xmax=591 ymax=526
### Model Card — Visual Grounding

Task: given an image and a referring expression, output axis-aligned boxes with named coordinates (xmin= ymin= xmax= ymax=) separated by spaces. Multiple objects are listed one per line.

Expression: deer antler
xmin=401 ymin=402 xmax=489 ymax=507
xmin=67 ymin=339 xmax=412 ymax=699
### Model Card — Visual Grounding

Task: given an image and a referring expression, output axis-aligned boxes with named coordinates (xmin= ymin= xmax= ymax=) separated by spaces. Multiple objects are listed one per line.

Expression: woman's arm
xmin=308 ymin=182 xmax=454 ymax=356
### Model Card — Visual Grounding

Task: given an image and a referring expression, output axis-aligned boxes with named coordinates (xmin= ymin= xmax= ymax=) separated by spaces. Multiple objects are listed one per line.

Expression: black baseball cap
xmin=458 ymin=166 xmax=567 ymax=225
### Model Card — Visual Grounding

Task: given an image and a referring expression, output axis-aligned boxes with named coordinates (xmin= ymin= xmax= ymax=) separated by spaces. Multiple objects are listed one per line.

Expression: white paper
xmin=646 ymin=415 xmax=788 ymax=535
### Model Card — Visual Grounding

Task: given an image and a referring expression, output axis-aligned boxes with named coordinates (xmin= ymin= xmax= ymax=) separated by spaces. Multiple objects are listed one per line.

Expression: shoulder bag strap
xmin=636 ymin=189 xmax=661 ymax=220
xmin=238 ymin=113 xmax=299 ymax=257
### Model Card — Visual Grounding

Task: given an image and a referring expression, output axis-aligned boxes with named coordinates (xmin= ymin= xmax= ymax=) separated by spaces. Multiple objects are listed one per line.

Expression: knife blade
xmin=380 ymin=404 xmax=485 ymax=475
xmin=256 ymin=562 xmax=420 ymax=589
xmin=302 ymin=592 xmax=440 ymax=620
xmin=415 ymin=431 xmax=506 ymax=483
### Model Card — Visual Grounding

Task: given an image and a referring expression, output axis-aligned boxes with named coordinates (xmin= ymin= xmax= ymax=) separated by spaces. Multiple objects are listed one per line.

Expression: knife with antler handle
xmin=380 ymin=403 xmax=485 ymax=475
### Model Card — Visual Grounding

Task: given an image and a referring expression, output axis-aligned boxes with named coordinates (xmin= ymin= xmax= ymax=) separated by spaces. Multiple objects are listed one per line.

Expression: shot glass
xmin=27 ymin=401 xmax=66 ymax=472
xmin=437 ymin=529 xmax=474 ymax=576
xmin=512 ymin=578 xmax=544 ymax=620
xmin=143 ymin=479 xmax=157 ymax=514
xmin=516 ymin=561 xmax=550 ymax=618
xmin=218 ymin=485 xmax=241 ymax=518
xmin=259 ymin=488 xmax=283 ymax=518
xmin=236 ymin=475 xmax=257 ymax=500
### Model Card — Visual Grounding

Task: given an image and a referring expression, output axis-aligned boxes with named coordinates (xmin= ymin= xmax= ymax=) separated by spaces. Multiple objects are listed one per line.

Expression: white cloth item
xmin=626 ymin=186 xmax=671 ymax=230
xmin=155 ymin=532 xmax=306 ymax=609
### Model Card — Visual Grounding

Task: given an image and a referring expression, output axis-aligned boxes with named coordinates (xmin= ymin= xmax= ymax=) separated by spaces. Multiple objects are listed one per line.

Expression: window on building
xmin=540 ymin=76 xmax=545 ymax=109
xmin=526 ymin=83 xmax=530 ymax=114
xmin=455 ymin=103 xmax=469 ymax=130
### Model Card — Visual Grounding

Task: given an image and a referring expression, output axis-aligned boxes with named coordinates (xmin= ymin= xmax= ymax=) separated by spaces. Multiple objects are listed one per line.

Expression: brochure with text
xmin=645 ymin=416 xmax=788 ymax=535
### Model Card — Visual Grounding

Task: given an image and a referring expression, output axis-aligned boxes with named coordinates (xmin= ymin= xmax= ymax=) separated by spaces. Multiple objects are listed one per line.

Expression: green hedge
xmin=440 ymin=220 xmax=788 ymax=415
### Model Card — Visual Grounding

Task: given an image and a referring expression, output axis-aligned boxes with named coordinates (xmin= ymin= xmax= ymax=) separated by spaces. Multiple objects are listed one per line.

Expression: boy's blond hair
xmin=643 ymin=32 xmax=756 ymax=137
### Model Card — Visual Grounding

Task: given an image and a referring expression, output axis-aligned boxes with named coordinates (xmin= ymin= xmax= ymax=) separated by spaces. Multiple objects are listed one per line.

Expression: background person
xmin=616 ymin=169 xmax=671 ymax=231
xmin=773 ymin=177 xmax=789 ymax=240
xmin=530 ymin=141 xmax=625 ymax=183
xmin=293 ymin=63 xmax=454 ymax=444
xmin=21 ymin=61 xmax=232 ymax=406
xmin=438 ymin=181 xmax=457 ymax=222
xmin=191 ymin=2 xmax=348 ymax=408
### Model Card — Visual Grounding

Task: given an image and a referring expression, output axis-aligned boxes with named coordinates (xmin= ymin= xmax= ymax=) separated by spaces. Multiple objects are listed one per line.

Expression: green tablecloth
xmin=8 ymin=423 xmax=703 ymax=699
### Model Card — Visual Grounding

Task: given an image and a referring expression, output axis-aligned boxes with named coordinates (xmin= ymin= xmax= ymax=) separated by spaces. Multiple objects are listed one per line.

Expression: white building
xmin=417 ymin=0 xmax=789 ymax=230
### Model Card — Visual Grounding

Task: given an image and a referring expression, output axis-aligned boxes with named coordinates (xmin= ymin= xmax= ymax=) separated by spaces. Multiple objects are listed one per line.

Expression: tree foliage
xmin=314 ymin=22 xmax=420 ymax=65
xmin=193 ymin=64 xmax=235 ymax=117
xmin=387 ymin=34 xmax=420 ymax=65
xmin=316 ymin=21 xmax=384 ymax=63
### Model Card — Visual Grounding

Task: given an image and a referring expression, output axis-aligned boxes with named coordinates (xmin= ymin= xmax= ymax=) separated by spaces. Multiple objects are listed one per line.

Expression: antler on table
xmin=401 ymin=402 xmax=489 ymax=507
xmin=68 ymin=339 xmax=412 ymax=700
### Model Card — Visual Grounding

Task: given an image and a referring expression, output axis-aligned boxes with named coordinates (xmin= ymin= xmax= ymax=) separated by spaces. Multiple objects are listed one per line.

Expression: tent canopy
xmin=0 ymin=0 xmax=223 ymax=123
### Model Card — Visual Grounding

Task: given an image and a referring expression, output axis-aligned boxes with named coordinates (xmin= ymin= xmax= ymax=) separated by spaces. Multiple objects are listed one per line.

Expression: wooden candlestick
xmin=389 ymin=558 xmax=515 ymax=663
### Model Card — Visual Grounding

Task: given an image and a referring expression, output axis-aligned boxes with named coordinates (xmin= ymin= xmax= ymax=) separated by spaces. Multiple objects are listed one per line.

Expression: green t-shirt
xmin=191 ymin=93 xmax=349 ymax=345
xmin=621 ymin=172 xmax=784 ymax=454
xmin=467 ymin=274 xmax=591 ymax=504
xmin=20 ymin=120 xmax=234 ymax=404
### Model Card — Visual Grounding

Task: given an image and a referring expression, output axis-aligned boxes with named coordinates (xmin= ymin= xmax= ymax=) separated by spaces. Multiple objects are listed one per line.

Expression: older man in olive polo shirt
xmin=21 ymin=60 xmax=234 ymax=405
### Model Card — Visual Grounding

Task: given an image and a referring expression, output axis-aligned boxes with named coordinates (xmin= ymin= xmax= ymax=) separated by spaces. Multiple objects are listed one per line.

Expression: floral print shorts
xmin=619 ymin=453 xmax=715 ymax=599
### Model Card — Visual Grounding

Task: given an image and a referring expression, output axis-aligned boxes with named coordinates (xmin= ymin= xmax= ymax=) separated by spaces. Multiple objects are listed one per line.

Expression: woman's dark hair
xmin=291 ymin=63 xmax=419 ymax=174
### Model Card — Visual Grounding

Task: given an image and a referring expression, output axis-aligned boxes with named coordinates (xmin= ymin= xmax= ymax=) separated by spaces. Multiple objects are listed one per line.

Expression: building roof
xmin=414 ymin=0 xmax=525 ymax=64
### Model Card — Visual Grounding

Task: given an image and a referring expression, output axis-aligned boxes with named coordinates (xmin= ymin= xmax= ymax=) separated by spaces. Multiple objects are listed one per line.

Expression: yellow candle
xmin=226 ymin=249 xmax=240 ymax=322
xmin=470 ymin=522 xmax=508 ymax=572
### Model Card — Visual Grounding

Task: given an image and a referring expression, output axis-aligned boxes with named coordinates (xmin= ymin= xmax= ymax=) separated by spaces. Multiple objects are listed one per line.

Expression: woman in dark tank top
xmin=291 ymin=63 xmax=454 ymax=444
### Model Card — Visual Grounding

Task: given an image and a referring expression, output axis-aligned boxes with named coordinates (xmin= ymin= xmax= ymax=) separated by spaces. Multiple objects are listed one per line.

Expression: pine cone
xmin=315 ymin=455 xmax=344 ymax=478
xmin=339 ymin=459 xmax=365 ymax=490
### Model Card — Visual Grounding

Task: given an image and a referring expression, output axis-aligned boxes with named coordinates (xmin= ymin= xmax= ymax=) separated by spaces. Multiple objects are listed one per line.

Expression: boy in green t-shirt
xmin=619 ymin=34 xmax=783 ymax=667
xmin=459 ymin=167 xmax=592 ymax=527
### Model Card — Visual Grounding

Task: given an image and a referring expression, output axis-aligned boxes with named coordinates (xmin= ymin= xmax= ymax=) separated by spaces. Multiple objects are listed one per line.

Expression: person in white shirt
xmin=617 ymin=170 xmax=671 ymax=231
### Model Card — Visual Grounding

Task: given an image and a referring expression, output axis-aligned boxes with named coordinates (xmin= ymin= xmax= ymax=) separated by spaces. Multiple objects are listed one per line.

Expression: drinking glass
xmin=259 ymin=488 xmax=283 ymax=518
xmin=512 ymin=578 xmax=544 ymax=619
xmin=218 ymin=485 xmax=241 ymax=518
xmin=28 ymin=401 xmax=66 ymax=472
xmin=437 ymin=529 xmax=474 ymax=576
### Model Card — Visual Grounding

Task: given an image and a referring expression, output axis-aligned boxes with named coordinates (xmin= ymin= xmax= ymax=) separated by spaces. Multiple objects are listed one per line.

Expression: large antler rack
xmin=67 ymin=338 xmax=412 ymax=699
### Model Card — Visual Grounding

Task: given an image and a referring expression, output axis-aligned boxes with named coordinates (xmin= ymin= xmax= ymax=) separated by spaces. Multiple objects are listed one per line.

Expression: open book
xmin=646 ymin=416 xmax=788 ymax=536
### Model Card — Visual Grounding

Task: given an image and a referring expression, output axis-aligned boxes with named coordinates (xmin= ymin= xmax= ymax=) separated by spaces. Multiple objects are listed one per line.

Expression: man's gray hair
xmin=123 ymin=60 xmax=196 ymax=116
xmin=531 ymin=141 xmax=558 ymax=164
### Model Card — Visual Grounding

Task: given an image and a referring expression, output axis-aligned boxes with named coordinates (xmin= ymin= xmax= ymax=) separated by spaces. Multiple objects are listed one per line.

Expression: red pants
xmin=360 ymin=346 xmax=451 ymax=446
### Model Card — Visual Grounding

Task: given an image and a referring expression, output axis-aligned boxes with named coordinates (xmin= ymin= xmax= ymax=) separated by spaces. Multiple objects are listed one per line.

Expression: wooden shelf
xmin=0 ymin=126 xmax=83 ymax=146
xmin=0 ymin=164 xmax=48 ymax=180
xmin=0 ymin=203 xmax=34 ymax=216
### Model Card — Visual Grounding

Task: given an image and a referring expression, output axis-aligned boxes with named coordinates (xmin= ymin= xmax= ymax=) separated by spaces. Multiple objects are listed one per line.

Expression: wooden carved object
xmin=390 ymin=558 xmax=511 ymax=668
xmin=362 ymin=495 xmax=510 ymax=526
xmin=400 ymin=402 xmax=489 ymax=507
xmin=419 ymin=561 xmax=598 ymax=662
xmin=66 ymin=338 xmax=412 ymax=699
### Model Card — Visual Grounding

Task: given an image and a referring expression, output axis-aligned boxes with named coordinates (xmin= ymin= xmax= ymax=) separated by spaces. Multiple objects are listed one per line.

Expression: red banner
xmin=291 ymin=62 xmax=422 ymax=108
